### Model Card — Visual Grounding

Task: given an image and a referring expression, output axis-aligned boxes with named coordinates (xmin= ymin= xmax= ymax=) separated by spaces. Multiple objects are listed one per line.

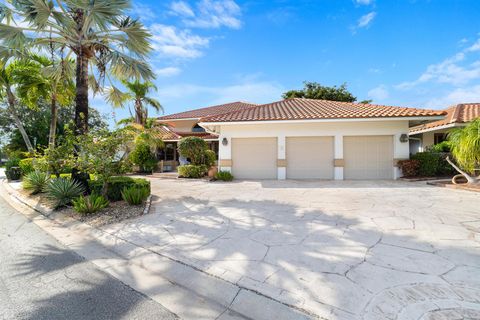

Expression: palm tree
xmin=0 ymin=60 xmax=34 ymax=152
xmin=118 ymin=117 xmax=164 ymax=153
xmin=14 ymin=55 xmax=74 ymax=147
xmin=0 ymin=0 xmax=154 ymax=134
xmin=446 ymin=118 xmax=480 ymax=184
xmin=107 ymin=80 xmax=162 ymax=126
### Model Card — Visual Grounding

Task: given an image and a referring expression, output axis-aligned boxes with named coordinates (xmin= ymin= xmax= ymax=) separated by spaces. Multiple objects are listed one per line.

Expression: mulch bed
xmin=427 ymin=180 xmax=480 ymax=193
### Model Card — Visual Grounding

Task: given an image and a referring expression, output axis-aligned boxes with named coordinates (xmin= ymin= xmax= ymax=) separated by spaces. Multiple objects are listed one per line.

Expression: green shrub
xmin=204 ymin=149 xmax=217 ymax=167
xmin=214 ymin=171 xmax=234 ymax=181
xmin=45 ymin=178 xmax=85 ymax=209
xmin=411 ymin=152 xmax=439 ymax=176
xmin=22 ymin=171 xmax=50 ymax=194
xmin=19 ymin=158 xmax=35 ymax=175
xmin=121 ymin=186 xmax=150 ymax=205
xmin=177 ymin=137 xmax=208 ymax=165
xmin=429 ymin=141 xmax=451 ymax=153
xmin=73 ymin=194 xmax=109 ymax=214
xmin=178 ymin=165 xmax=208 ymax=178
xmin=89 ymin=177 xmax=150 ymax=201
xmin=436 ymin=153 xmax=457 ymax=176
xmin=129 ymin=142 xmax=156 ymax=172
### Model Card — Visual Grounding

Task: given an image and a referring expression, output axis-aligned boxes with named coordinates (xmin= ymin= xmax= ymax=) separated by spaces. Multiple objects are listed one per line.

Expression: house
xmin=156 ymin=101 xmax=257 ymax=171
xmin=409 ymin=103 xmax=480 ymax=154
xmin=199 ymin=98 xmax=445 ymax=180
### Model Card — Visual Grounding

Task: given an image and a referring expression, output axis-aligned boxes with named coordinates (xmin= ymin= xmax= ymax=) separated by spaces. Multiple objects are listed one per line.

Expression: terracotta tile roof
xmin=200 ymin=98 xmax=446 ymax=123
xmin=157 ymin=125 xmax=218 ymax=141
xmin=158 ymin=101 xmax=258 ymax=120
xmin=410 ymin=103 xmax=480 ymax=133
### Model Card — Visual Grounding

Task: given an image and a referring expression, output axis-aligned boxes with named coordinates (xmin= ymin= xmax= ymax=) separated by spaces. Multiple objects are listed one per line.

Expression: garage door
xmin=286 ymin=137 xmax=334 ymax=179
xmin=344 ymin=136 xmax=393 ymax=180
xmin=232 ymin=138 xmax=277 ymax=179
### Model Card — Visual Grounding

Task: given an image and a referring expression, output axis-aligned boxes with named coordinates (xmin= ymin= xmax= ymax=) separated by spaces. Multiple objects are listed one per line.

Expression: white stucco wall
xmin=216 ymin=120 xmax=410 ymax=180
xmin=164 ymin=119 xmax=199 ymax=132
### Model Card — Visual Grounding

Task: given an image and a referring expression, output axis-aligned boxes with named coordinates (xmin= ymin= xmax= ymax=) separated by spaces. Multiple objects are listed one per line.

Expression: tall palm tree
xmin=14 ymin=55 xmax=74 ymax=147
xmin=447 ymin=118 xmax=480 ymax=184
xmin=0 ymin=60 xmax=34 ymax=152
xmin=107 ymin=80 xmax=162 ymax=126
xmin=0 ymin=0 xmax=154 ymax=134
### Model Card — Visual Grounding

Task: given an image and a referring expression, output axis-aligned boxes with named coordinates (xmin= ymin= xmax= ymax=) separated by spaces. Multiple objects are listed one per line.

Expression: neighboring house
xmin=156 ymin=101 xmax=257 ymax=171
xmin=409 ymin=103 xmax=480 ymax=154
xmin=199 ymin=98 xmax=445 ymax=180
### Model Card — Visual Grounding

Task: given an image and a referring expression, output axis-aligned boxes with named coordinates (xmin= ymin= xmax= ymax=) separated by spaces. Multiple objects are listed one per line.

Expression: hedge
xmin=410 ymin=152 xmax=456 ymax=177
xmin=89 ymin=176 xmax=150 ymax=201
xmin=178 ymin=165 xmax=208 ymax=178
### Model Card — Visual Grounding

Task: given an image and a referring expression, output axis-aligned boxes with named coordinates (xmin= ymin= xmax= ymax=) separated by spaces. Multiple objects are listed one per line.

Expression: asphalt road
xmin=0 ymin=172 xmax=178 ymax=320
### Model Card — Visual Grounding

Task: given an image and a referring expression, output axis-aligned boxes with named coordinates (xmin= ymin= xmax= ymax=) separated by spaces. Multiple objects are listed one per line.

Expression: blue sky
xmin=94 ymin=0 xmax=480 ymax=123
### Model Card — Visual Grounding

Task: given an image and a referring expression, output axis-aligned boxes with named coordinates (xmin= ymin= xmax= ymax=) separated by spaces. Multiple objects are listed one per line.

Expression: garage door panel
xmin=286 ymin=136 xmax=334 ymax=179
xmin=232 ymin=138 xmax=277 ymax=179
xmin=344 ymin=136 xmax=393 ymax=180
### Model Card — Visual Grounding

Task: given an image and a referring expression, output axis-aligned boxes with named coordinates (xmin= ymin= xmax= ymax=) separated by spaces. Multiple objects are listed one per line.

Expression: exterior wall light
xmin=399 ymin=134 xmax=409 ymax=143
xmin=222 ymin=137 xmax=228 ymax=146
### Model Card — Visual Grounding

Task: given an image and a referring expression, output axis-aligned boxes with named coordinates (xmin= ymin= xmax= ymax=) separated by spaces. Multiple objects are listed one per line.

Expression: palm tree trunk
xmin=134 ymin=100 xmax=143 ymax=125
xmin=6 ymin=87 xmax=34 ymax=152
xmin=48 ymin=95 xmax=58 ymax=148
xmin=75 ymin=54 xmax=89 ymax=134
xmin=446 ymin=156 xmax=479 ymax=184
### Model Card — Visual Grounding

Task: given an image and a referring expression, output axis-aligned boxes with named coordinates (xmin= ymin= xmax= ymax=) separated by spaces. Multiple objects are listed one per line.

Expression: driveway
xmin=102 ymin=179 xmax=480 ymax=320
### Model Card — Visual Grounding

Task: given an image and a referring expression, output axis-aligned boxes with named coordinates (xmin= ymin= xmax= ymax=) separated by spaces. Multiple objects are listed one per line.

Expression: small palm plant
xmin=73 ymin=194 xmax=109 ymax=214
xmin=45 ymin=178 xmax=85 ymax=209
xmin=22 ymin=171 xmax=50 ymax=194
xmin=446 ymin=118 xmax=480 ymax=184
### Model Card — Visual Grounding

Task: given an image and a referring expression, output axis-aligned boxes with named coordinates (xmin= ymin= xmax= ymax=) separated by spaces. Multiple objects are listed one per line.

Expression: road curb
xmin=0 ymin=179 xmax=316 ymax=320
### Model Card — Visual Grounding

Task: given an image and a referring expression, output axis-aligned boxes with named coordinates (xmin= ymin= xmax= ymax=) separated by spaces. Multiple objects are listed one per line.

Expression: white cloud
xmin=425 ymin=85 xmax=480 ymax=108
xmin=357 ymin=11 xmax=376 ymax=28
xmin=368 ymin=85 xmax=389 ymax=101
xmin=171 ymin=0 xmax=242 ymax=29
xmin=155 ymin=67 xmax=182 ymax=77
xmin=354 ymin=0 xmax=374 ymax=5
xmin=396 ymin=41 xmax=480 ymax=89
xmin=150 ymin=24 xmax=209 ymax=58
xmin=170 ymin=1 xmax=195 ymax=17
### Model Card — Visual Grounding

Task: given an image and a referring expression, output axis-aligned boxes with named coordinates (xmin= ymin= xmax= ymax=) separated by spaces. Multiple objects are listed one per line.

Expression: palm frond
xmin=105 ymin=85 xmax=128 ymax=108
xmin=106 ymin=51 xmax=154 ymax=80
xmin=144 ymin=96 xmax=163 ymax=113
xmin=114 ymin=17 xmax=152 ymax=56
xmin=0 ymin=3 xmax=14 ymax=23
xmin=0 ymin=23 xmax=29 ymax=48
xmin=12 ymin=0 xmax=54 ymax=29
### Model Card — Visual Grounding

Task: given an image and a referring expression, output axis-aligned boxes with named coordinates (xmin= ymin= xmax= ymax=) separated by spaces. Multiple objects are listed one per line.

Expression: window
xmin=192 ymin=124 xmax=205 ymax=132
xmin=434 ymin=133 xmax=447 ymax=145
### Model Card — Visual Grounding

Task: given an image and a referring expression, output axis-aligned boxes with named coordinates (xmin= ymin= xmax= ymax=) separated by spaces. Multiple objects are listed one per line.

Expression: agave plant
xmin=0 ymin=0 xmax=154 ymax=134
xmin=22 ymin=171 xmax=50 ymax=194
xmin=72 ymin=194 xmax=109 ymax=214
xmin=45 ymin=178 xmax=85 ymax=209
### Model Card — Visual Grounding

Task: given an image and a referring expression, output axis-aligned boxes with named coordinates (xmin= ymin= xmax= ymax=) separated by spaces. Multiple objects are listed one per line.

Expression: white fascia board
xmin=199 ymin=116 xmax=445 ymax=127
xmin=409 ymin=123 xmax=465 ymax=135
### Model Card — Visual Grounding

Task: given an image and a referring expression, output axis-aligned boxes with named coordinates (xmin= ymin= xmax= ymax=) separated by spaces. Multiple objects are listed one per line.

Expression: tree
xmin=446 ymin=118 xmax=480 ymax=184
xmin=107 ymin=80 xmax=162 ymax=126
xmin=13 ymin=55 xmax=74 ymax=147
xmin=282 ymin=82 xmax=357 ymax=102
xmin=0 ymin=101 xmax=107 ymax=152
xmin=0 ymin=0 xmax=154 ymax=134
xmin=0 ymin=60 xmax=34 ymax=151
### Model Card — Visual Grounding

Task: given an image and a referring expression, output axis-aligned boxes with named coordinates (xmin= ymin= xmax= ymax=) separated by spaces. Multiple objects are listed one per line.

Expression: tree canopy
xmin=282 ymin=82 xmax=357 ymax=102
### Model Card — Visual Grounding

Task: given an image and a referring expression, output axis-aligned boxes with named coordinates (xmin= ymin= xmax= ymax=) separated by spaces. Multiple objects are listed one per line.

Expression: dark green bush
xmin=45 ymin=178 xmax=85 ymax=209
xmin=129 ymin=143 xmax=157 ymax=172
xmin=22 ymin=171 xmax=50 ymax=194
xmin=178 ymin=165 xmax=208 ymax=178
xmin=89 ymin=177 xmax=150 ymax=201
xmin=121 ymin=186 xmax=150 ymax=205
xmin=204 ymin=149 xmax=217 ymax=167
xmin=73 ymin=194 xmax=109 ymax=214
xmin=411 ymin=152 xmax=439 ymax=176
xmin=214 ymin=171 xmax=234 ymax=181
xmin=19 ymin=158 xmax=35 ymax=175
xmin=177 ymin=137 xmax=208 ymax=165
xmin=429 ymin=141 xmax=451 ymax=153
xmin=5 ymin=158 xmax=21 ymax=180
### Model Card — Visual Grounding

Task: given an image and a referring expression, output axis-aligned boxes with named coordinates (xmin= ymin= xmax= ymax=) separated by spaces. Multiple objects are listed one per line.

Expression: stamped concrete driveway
xmin=102 ymin=179 xmax=480 ymax=320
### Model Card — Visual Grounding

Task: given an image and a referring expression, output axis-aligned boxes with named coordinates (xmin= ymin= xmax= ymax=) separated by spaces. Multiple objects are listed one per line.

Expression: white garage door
xmin=232 ymin=138 xmax=277 ymax=179
xmin=344 ymin=136 xmax=394 ymax=180
xmin=286 ymin=136 xmax=334 ymax=179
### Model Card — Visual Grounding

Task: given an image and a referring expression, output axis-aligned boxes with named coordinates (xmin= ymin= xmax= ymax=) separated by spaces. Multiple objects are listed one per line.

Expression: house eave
xmin=409 ymin=122 xmax=466 ymax=135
